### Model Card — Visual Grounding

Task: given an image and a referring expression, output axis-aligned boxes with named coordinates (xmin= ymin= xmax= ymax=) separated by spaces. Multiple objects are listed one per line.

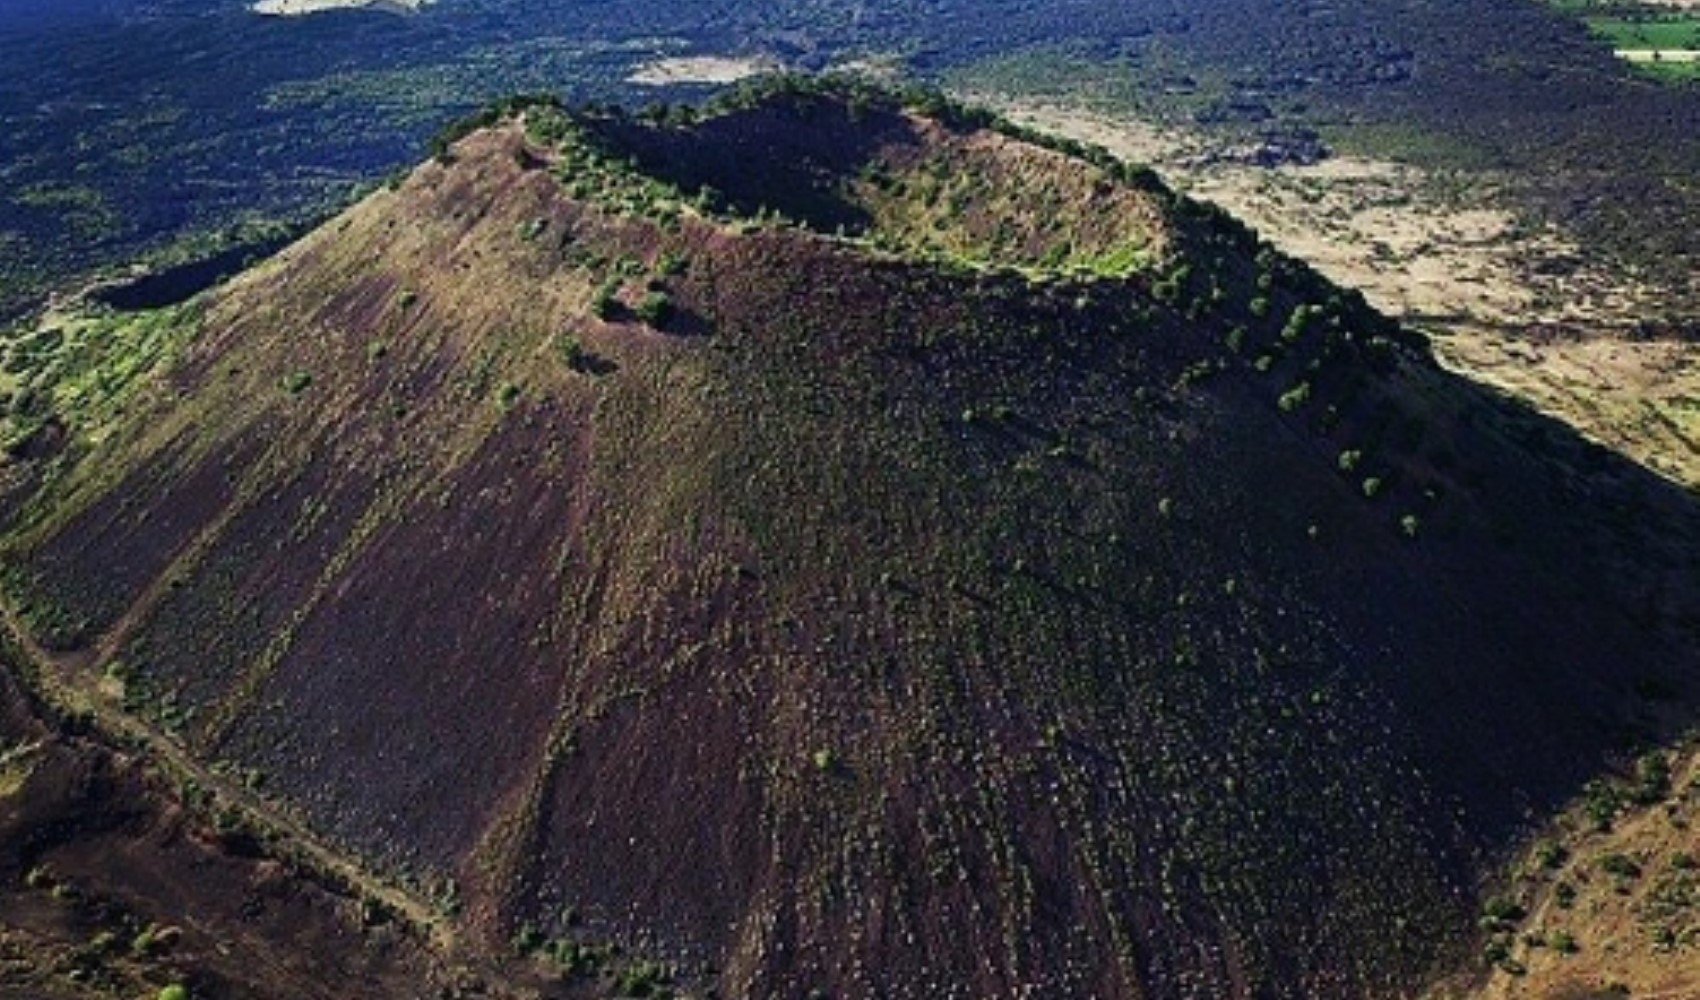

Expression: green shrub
xmin=1631 ymin=753 xmax=1672 ymax=804
xmin=132 ymin=926 xmax=159 ymax=956
xmin=1599 ymin=853 xmax=1641 ymax=879
xmin=281 ymin=371 xmax=312 ymax=395
xmin=512 ymin=923 xmax=543 ymax=954
xmin=558 ymin=334 xmax=586 ymax=370
xmin=616 ymin=960 xmax=669 ymax=997
xmin=590 ymin=280 xmax=620 ymax=319
xmin=1338 ymin=449 xmax=1362 ymax=472
xmin=158 ymin=987 xmax=189 ymax=1000
xmin=1281 ymin=306 xmax=1314 ymax=343
xmin=1584 ymin=779 xmax=1622 ymax=830
xmin=1277 ymin=382 xmax=1311 ymax=412
xmin=636 ymin=291 xmax=674 ymax=327
xmin=1361 ymin=477 xmax=1383 ymax=499
xmin=1482 ymin=896 xmax=1526 ymax=924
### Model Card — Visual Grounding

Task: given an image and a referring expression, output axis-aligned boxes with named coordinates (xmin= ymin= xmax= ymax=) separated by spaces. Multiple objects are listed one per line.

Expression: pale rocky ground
xmin=1618 ymin=48 xmax=1700 ymax=62
xmin=251 ymin=0 xmax=426 ymax=16
xmin=627 ymin=56 xmax=781 ymax=87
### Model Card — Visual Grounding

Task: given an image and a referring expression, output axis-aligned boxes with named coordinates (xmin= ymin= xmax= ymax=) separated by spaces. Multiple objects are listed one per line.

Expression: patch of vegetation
xmin=616 ymin=960 xmax=672 ymax=997
xmin=1277 ymin=382 xmax=1312 ymax=412
xmin=429 ymin=93 xmax=564 ymax=164
xmin=635 ymin=291 xmax=674 ymax=327
xmin=1 ymin=303 xmax=200 ymax=455
xmin=590 ymin=279 xmax=621 ymax=320
xmin=1584 ymin=777 xmax=1624 ymax=831
xmin=1599 ymin=853 xmax=1642 ymax=879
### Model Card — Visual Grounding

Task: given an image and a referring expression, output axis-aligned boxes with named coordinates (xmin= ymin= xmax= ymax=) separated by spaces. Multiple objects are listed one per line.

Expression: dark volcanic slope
xmin=0 ymin=644 xmax=457 ymax=1000
xmin=2 ymin=85 xmax=1698 ymax=999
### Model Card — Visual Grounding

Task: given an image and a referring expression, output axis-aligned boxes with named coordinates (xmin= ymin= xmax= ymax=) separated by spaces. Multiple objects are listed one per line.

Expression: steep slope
xmin=0 ymin=643 xmax=463 ymax=1000
xmin=2 ymin=81 xmax=1698 ymax=999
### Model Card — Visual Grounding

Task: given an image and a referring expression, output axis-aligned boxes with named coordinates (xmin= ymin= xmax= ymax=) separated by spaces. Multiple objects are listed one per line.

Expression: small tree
xmin=636 ymin=291 xmax=673 ymax=327
xmin=558 ymin=333 xmax=586 ymax=370
xmin=590 ymin=280 xmax=620 ymax=320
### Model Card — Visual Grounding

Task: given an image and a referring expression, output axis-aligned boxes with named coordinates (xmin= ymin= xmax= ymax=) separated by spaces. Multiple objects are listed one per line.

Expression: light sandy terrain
xmin=986 ymin=97 xmax=1700 ymax=493
xmin=828 ymin=55 xmax=907 ymax=83
xmin=252 ymin=0 xmax=425 ymax=15
xmin=1431 ymin=331 xmax=1700 ymax=487
xmin=627 ymin=55 xmax=780 ymax=87
xmin=1456 ymin=744 xmax=1700 ymax=1000
xmin=1618 ymin=48 xmax=1700 ymax=62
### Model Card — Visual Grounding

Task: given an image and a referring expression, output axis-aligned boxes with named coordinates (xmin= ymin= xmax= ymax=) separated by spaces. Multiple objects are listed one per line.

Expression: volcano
xmin=2 ymin=79 xmax=1696 ymax=999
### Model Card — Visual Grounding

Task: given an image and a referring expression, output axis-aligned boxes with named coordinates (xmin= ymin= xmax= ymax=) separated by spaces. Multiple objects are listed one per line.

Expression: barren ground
xmin=626 ymin=56 xmax=781 ymax=87
xmin=251 ymin=0 xmax=426 ymax=14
